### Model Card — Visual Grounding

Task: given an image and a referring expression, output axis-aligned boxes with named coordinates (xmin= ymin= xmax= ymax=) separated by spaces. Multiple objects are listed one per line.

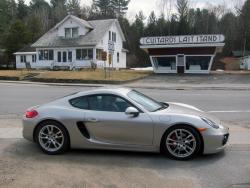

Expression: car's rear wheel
xmin=35 ymin=121 xmax=69 ymax=155
xmin=162 ymin=125 xmax=201 ymax=160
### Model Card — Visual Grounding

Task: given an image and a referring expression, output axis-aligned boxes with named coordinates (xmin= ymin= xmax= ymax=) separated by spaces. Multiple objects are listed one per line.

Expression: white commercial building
xmin=140 ymin=35 xmax=225 ymax=74
xmin=14 ymin=15 xmax=127 ymax=70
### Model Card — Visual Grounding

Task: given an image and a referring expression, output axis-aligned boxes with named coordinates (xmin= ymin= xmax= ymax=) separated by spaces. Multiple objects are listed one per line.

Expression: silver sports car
xmin=23 ymin=88 xmax=229 ymax=160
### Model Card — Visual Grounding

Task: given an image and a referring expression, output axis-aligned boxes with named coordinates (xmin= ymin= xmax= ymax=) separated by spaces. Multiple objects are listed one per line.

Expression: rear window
xmin=69 ymin=96 xmax=88 ymax=109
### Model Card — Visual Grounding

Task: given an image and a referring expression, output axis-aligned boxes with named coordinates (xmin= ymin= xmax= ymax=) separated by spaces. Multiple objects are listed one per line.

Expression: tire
xmin=161 ymin=125 xmax=201 ymax=160
xmin=35 ymin=120 xmax=69 ymax=155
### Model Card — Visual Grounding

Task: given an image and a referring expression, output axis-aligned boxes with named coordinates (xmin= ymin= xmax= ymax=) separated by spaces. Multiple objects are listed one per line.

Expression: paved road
xmin=1 ymin=82 xmax=250 ymax=125
xmin=0 ymin=82 xmax=250 ymax=188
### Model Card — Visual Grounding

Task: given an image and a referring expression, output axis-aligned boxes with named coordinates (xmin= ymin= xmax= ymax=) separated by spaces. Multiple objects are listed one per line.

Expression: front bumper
xmin=202 ymin=125 xmax=230 ymax=154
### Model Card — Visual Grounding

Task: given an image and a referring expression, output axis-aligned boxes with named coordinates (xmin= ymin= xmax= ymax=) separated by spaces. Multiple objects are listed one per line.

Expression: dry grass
xmin=0 ymin=70 xmax=29 ymax=77
xmin=36 ymin=69 xmax=152 ymax=81
xmin=0 ymin=69 xmax=152 ymax=81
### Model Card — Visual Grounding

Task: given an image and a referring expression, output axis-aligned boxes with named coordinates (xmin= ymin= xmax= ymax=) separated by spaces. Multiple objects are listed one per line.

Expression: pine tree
xmin=111 ymin=0 xmax=130 ymax=17
xmin=50 ymin=0 xmax=67 ymax=24
xmin=93 ymin=0 xmax=114 ymax=18
xmin=17 ymin=0 xmax=29 ymax=20
xmin=4 ymin=20 xmax=30 ymax=67
xmin=67 ymin=0 xmax=81 ymax=16
xmin=176 ymin=0 xmax=189 ymax=35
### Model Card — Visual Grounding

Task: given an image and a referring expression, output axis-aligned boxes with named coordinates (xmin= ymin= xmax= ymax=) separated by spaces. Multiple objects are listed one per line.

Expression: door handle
xmin=86 ymin=118 xmax=99 ymax=122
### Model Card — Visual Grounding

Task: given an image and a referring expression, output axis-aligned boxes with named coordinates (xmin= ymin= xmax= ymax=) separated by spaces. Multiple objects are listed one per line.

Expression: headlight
xmin=201 ymin=117 xmax=220 ymax=129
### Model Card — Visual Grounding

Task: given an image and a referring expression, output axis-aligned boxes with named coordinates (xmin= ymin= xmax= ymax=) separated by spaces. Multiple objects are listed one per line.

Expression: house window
xmin=96 ymin=49 xmax=103 ymax=60
xmin=112 ymin=32 xmax=116 ymax=42
xmin=20 ymin=55 xmax=26 ymax=63
xmin=186 ymin=56 xmax=211 ymax=71
xmin=65 ymin=27 xmax=79 ymax=38
xmin=65 ymin=28 xmax=71 ymax=38
xmin=72 ymin=28 xmax=79 ymax=38
xmin=68 ymin=51 xmax=72 ymax=62
xmin=32 ymin=55 xmax=36 ymax=62
xmin=76 ymin=49 xmax=93 ymax=60
xmin=117 ymin=52 xmax=119 ymax=63
xmin=109 ymin=31 xmax=111 ymax=41
xmin=63 ymin=52 xmax=67 ymax=62
xmin=57 ymin=52 xmax=61 ymax=62
xmin=38 ymin=50 xmax=54 ymax=60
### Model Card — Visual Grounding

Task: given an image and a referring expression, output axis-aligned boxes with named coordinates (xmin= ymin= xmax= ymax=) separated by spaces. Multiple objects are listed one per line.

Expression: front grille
xmin=222 ymin=134 xmax=229 ymax=146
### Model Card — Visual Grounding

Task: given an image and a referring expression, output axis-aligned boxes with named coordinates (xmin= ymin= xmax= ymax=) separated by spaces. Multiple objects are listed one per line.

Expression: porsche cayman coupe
xmin=23 ymin=88 xmax=229 ymax=160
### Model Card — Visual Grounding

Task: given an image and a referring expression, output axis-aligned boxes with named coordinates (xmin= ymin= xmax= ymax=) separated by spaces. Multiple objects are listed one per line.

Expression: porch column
xmin=93 ymin=47 xmax=97 ymax=63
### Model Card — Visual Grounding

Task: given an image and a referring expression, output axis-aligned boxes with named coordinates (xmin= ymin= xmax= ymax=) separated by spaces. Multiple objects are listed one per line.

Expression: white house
xmin=14 ymin=15 xmax=127 ymax=70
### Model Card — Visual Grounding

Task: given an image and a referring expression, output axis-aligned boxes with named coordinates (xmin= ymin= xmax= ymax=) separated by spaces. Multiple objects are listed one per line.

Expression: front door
xmin=57 ymin=51 xmax=72 ymax=63
xmin=177 ymin=54 xmax=185 ymax=74
xmin=62 ymin=51 xmax=67 ymax=62
xmin=84 ymin=94 xmax=154 ymax=146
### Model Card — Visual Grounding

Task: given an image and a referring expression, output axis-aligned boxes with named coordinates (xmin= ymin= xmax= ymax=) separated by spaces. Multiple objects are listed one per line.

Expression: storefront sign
xmin=140 ymin=35 xmax=225 ymax=45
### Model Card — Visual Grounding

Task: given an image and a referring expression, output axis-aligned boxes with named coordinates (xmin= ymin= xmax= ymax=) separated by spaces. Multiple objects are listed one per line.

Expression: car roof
xmin=76 ymin=87 xmax=133 ymax=97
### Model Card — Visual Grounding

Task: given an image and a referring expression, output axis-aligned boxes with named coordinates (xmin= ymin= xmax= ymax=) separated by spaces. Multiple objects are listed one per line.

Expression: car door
xmin=84 ymin=94 xmax=154 ymax=146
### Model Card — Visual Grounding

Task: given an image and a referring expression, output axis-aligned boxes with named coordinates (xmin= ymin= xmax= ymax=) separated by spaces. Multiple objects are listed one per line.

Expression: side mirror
xmin=125 ymin=107 xmax=139 ymax=117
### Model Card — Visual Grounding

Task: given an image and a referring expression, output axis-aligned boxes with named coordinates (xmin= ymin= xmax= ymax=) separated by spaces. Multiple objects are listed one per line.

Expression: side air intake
xmin=77 ymin=122 xmax=90 ymax=139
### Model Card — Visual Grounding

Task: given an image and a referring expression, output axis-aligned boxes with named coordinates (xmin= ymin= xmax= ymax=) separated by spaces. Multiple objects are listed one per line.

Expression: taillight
xmin=26 ymin=109 xmax=38 ymax=118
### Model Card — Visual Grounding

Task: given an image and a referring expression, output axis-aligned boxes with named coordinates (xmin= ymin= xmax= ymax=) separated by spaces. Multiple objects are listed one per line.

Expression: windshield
xmin=127 ymin=90 xmax=168 ymax=112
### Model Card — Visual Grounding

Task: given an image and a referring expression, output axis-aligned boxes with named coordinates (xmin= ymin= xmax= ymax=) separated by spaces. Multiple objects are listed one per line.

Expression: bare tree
xmin=157 ymin=0 xmax=175 ymax=21
xmin=234 ymin=0 xmax=245 ymax=15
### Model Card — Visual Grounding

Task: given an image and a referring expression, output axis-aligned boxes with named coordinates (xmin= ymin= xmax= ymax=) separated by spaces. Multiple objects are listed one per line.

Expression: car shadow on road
xmin=3 ymin=138 xmax=227 ymax=171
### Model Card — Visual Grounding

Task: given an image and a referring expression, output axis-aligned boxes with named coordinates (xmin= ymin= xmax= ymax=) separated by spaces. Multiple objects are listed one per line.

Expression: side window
xmin=88 ymin=95 xmax=132 ymax=112
xmin=69 ymin=97 xmax=88 ymax=109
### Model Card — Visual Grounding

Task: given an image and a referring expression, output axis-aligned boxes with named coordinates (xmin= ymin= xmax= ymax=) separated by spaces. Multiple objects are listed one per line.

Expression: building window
xmin=68 ymin=51 xmax=72 ymax=62
xmin=57 ymin=52 xmax=61 ymax=62
xmin=65 ymin=28 xmax=71 ymax=38
xmin=65 ymin=27 xmax=79 ymax=38
xmin=38 ymin=50 xmax=54 ymax=60
xmin=186 ymin=56 xmax=211 ymax=71
xmin=117 ymin=52 xmax=119 ymax=63
xmin=109 ymin=31 xmax=111 ymax=41
xmin=32 ymin=55 xmax=36 ymax=62
xmin=96 ymin=49 xmax=103 ymax=60
xmin=72 ymin=28 xmax=79 ymax=38
xmin=63 ymin=51 xmax=67 ymax=62
xmin=76 ymin=49 xmax=93 ymax=60
xmin=20 ymin=55 xmax=26 ymax=63
xmin=153 ymin=56 xmax=176 ymax=70
xmin=112 ymin=32 xmax=116 ymax=42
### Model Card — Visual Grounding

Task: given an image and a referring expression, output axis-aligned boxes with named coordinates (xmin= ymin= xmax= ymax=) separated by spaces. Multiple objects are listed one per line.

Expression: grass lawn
xmin=0 ymin=70 xmax=30 ymax=77
xmin=0 ymin=69 xmax=152 ymax=82
xmin=36 ymin=69 xmax=152 ymax=81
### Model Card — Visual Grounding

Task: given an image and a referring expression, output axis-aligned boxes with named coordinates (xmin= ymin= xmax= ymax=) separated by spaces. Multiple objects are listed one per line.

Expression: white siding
xmin=96 ymin=21 xmax=126 ymax=69
xmin=58 ymin=18 xmax=90 ymax=37
xmin=16 ymin=54 xmax=35 ymax=69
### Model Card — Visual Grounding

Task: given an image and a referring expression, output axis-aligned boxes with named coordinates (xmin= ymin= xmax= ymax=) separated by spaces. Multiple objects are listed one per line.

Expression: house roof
xmin=13 ymin=45 xmax=36 ymax=55
xmin=32 ymin=15 xmax=125 ymax=48
xmin=53 ymin=15 xmax=94 ymax=30
xmin=16 ymin=45 xmax=36 ymax=52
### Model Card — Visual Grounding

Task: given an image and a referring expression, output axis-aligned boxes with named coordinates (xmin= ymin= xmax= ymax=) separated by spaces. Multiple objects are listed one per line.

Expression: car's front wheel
xmin=35 ymin=121 xmax=69 ymax=155
xmin=162 ymin=126 xmax=201 ymax=160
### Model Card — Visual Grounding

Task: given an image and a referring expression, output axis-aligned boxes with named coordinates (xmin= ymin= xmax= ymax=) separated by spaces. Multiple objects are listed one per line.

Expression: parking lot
xmin=0 ymin=82 xmax=250 ymax=188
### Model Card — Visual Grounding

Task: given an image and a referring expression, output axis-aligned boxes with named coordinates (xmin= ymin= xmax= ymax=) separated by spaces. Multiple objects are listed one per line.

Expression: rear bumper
xmin=22 ymin=117 xmax=37 ymax=142
xmin=203 ymin=126 xmax=230 ymax=154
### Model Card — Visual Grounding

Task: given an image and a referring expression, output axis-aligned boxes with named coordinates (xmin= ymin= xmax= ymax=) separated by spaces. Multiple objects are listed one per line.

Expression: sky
xmin=24 ymin=0 xmax=246 ymax=21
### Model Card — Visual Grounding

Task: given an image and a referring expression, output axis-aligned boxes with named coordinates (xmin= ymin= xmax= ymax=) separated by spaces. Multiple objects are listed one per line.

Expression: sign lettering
xmin=140 ymin=35 xmax=225 ymax=45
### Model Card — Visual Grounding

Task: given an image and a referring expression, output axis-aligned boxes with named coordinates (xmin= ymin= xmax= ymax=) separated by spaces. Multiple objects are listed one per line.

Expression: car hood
xmin=156 ymin=102 xmax=221 ymax=124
